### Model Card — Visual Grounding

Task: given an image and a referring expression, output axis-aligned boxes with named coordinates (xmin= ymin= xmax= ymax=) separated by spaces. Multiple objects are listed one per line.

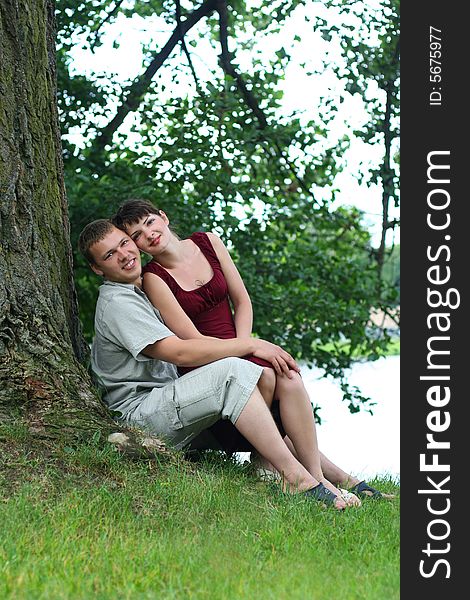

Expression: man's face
xmin=90 ymin=227 xmax=142 ymax=285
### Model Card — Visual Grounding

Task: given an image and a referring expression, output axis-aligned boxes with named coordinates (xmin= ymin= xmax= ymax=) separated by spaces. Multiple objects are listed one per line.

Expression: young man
xmin=79 ymin=219 xmax=387 ymax=508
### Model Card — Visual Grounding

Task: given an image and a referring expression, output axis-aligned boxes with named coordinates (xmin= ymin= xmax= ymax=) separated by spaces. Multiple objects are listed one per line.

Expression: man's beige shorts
xmin=130 ymin=357 xmax=263 ymax=450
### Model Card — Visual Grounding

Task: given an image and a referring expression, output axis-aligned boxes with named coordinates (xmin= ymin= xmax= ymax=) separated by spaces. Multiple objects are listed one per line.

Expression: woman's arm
xmin=142 ymin=272 xmax=205 ymax=340
xmin=206 ymin=232 xmax=253 ymax=338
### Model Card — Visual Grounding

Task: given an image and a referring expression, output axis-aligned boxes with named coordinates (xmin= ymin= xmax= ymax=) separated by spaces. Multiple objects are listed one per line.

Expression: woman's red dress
xmin=142 ymin=231 xmax=272 ymax=371
xmin=142 ymin=232 xmax=281 ymax=454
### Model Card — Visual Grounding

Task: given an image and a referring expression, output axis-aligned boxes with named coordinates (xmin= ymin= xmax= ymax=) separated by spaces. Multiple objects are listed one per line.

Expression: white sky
xmin=66 ymin=1 xmax=399 ymax=247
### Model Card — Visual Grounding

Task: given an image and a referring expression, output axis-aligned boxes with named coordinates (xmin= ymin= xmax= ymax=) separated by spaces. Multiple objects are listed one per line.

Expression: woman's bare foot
xmin=338 ymin=488 xmax=362 ymax=507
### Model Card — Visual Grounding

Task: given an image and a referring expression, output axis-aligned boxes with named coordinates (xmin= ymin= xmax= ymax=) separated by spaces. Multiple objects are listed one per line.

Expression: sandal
xmin=350 ymin=480 xmax=383 ymax=499
xmin=303 ymin=482 xmax=345 ymax=510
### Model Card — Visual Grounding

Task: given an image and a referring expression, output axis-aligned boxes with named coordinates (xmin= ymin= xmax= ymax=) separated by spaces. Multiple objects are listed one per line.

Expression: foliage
xmin=57 ymin=0 xmax=400 ymax=411
xmin=312 ymin=0 xmax=400 ymax=274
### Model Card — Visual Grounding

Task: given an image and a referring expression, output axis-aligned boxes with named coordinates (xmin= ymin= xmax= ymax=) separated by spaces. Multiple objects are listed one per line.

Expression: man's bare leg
xmin=250 ymin=368 xmax=278 ymax=474
xmin=257 ymin=368 xmax=276 ymax=409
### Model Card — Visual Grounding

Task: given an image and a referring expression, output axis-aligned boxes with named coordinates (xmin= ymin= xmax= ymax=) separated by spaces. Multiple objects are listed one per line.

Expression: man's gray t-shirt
xmin=91 ymin=281 xmax=178 ymax=419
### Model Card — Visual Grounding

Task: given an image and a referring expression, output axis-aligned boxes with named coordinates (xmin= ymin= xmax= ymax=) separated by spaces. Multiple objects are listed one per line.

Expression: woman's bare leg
xmin=273 ymin=372 xmax=347 ymax=501
xmin=235 ymin=385 xmax=346 ymax=509
xmin=318 ymin=452 xmax=395 ymax=498
xmin=318 ymin=452 xmax=361 ymax=487
xmin=254 ymin=370 xmax=355 ymax=491
xmin=252 ymin=370 xmax=366 ymax=504
xmin=274 ymin=373 xmax=322 ymax=475
xmin=282 ymin=440 xmax=361 ymax=488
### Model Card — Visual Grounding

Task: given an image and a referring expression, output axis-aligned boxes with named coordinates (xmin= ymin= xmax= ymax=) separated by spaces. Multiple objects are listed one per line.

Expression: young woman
xmin=112 ymin=199 xmax=391 ymax=504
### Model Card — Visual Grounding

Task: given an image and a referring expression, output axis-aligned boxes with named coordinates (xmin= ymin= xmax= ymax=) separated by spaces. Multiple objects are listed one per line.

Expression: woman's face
xmin=125 ymin=212 xmax=171 ymax=256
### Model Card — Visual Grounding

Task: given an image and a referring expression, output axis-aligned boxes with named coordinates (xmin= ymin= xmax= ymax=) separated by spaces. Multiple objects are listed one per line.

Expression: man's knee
xmin=213 ymin=357 xmax=250 ymax=383
xmin=208 ymin=358 xmax=263 ymax=422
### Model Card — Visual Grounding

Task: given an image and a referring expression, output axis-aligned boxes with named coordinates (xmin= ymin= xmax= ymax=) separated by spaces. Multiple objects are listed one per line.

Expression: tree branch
xmin=216 ymin=0 xmax=314 ymax=198
xmin=376 ymin=33 xmax=400 ymax=279
xmin=91 ymin=0 xmax=218 ymax=154
xmin=176 ymin=0 xmax=204 ymax=96
xmin=217 ymin=0 xmax=268 ymax=127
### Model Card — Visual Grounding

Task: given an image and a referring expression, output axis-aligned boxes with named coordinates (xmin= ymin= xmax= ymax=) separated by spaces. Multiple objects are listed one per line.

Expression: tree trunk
xmin=0 ymin=0 xmax=113 ymax=440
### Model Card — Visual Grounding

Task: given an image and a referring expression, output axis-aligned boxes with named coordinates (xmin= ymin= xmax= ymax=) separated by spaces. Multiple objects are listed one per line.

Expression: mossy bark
xmin=0 ymin=0 xmax=114 ymax=440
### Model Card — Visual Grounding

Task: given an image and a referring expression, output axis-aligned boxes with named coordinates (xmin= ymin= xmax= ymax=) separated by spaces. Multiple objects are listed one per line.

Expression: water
xmin=303 ymin=355 xmax=400 ymax=481
xmin=239 ymin=355 xmax=400 ymax=482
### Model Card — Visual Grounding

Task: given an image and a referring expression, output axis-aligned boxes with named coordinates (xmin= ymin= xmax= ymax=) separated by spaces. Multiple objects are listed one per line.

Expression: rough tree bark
xmin=0 ymin=0 xmax=113 ymax=440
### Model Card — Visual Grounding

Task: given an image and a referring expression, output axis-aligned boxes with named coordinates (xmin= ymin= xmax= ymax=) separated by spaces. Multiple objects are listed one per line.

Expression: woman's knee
xmin=258 ymin=368 xmax=276 ymax=406
xmin=275 ymin=370 xmax=305 ymax=395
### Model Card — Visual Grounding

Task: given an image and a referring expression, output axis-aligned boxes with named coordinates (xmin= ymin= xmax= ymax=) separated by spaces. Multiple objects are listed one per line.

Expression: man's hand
xmin=251 ymin=339 xmax=300 ymax=377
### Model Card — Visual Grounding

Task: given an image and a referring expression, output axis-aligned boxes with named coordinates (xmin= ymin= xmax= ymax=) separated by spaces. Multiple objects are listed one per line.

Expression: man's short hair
xmin=78 ymin=219 xmax=115 ymax=265
xmin=112 ymin=199 xmax=161 ymax=231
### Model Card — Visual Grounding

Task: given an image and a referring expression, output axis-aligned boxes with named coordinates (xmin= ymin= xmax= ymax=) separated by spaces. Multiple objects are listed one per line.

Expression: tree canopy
xmin=56 ymin=0 xmax=400 ymax=413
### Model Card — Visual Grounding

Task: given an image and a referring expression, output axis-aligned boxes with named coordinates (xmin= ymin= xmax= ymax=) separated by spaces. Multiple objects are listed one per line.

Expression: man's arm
xmin=143 ymin=335 xmax=297 ymax=376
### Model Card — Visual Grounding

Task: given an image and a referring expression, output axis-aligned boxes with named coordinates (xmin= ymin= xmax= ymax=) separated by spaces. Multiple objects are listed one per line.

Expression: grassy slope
xmin=0 ymin=429 xmax=399 ymax=600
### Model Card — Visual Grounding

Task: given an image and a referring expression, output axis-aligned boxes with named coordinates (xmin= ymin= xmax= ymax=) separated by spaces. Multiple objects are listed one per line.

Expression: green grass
xmin=0 ymin=431 xmax=399 ymax=600
xmin=316 ymin=337 xmax=400 ymax=359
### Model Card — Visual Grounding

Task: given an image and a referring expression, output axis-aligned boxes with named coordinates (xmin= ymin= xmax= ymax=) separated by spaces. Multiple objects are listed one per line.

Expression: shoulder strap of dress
xmin=190 ymin=231 xmax=221 ymax=266
xmin=142 ymin=260 xmax=179 ymax=293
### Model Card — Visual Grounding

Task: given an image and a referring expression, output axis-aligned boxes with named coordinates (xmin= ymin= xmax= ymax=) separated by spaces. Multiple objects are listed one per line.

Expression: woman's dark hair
xmin=112 ymin=199 xmax=161 ymax=231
